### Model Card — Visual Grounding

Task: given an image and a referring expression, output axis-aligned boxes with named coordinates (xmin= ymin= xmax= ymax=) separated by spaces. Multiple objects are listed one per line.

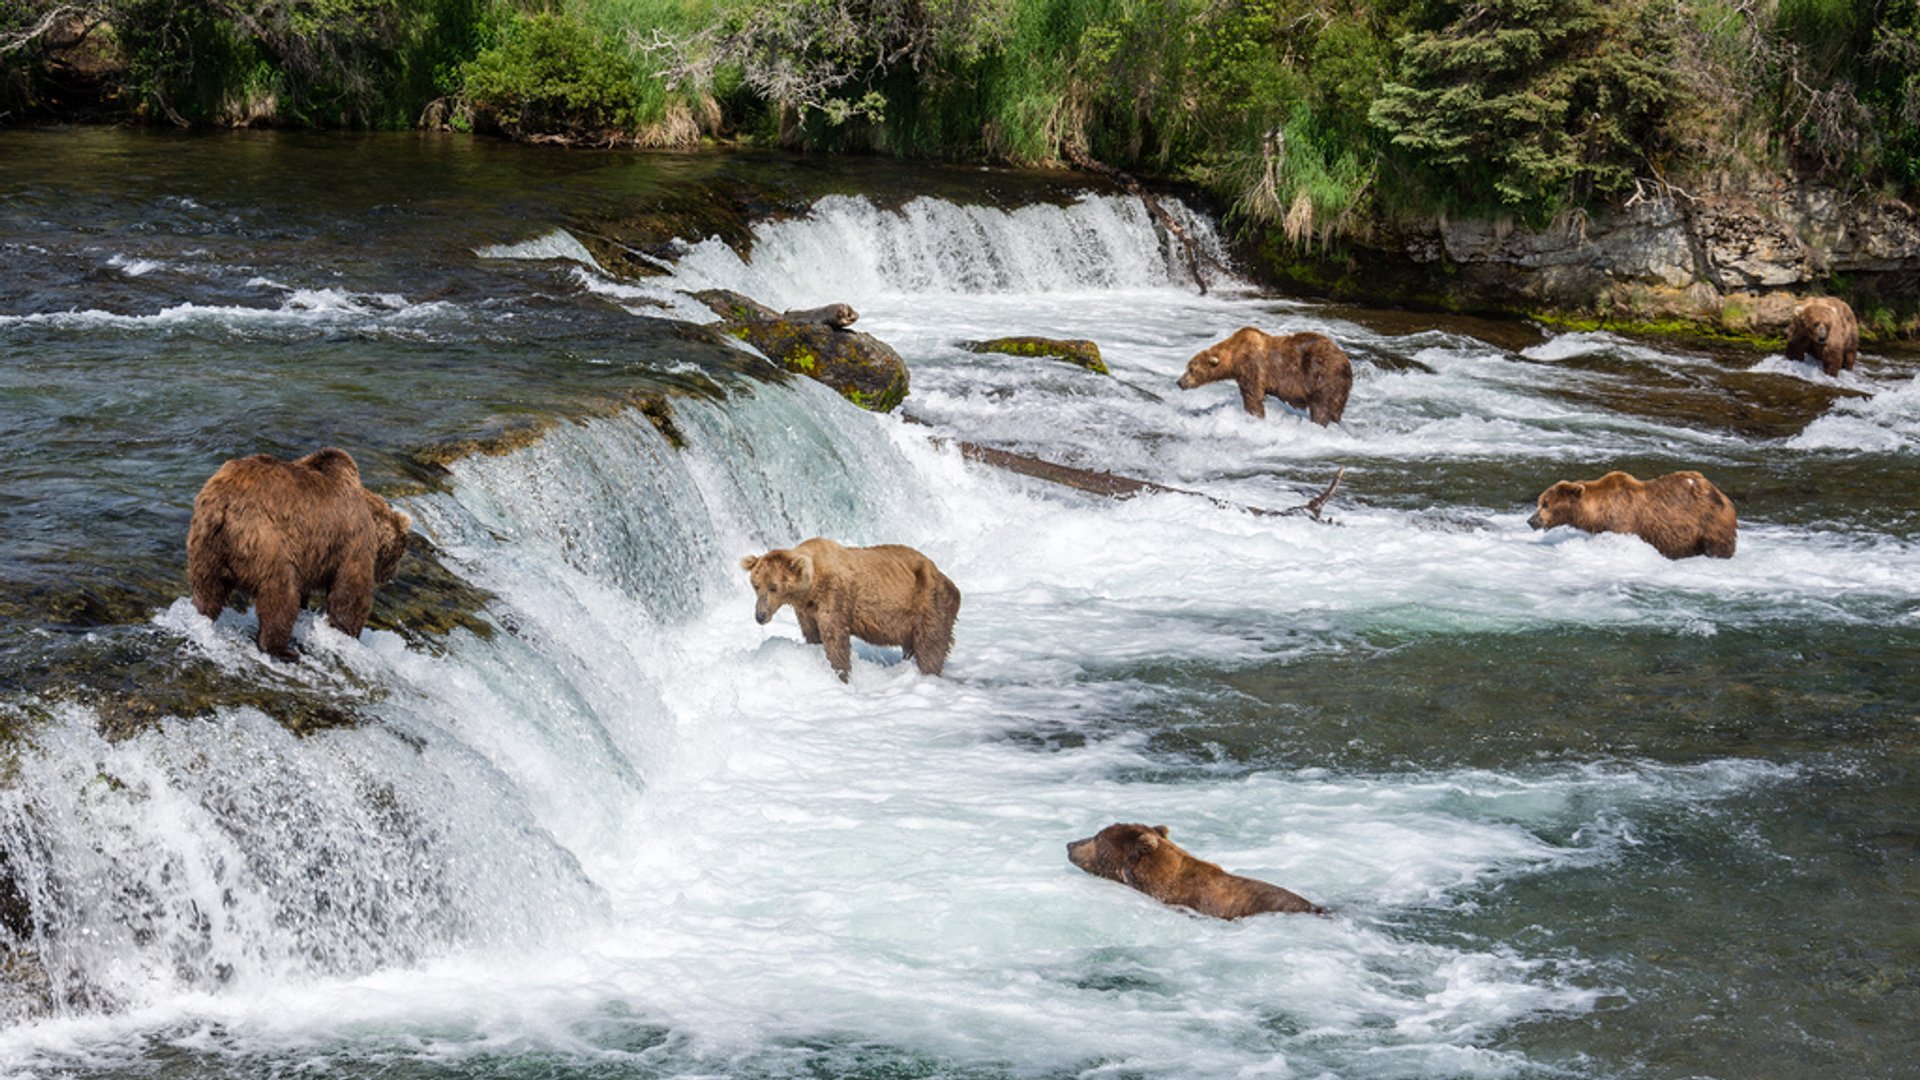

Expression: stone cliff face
xmin=1277 ymin=180 xmax=1920 ymax=339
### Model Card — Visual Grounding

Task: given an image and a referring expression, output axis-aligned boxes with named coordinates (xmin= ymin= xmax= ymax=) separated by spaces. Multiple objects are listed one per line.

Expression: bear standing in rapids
xmin=1067 ymin=823 xmax=1326 ymax=919
xmin=1528 ymin=470 xmax=1737 ymax=560
xmin=740 ymin=537 xmax=961 ymax=681
xmin=187 ymin=447 xmax=412 ymax=657
xmin=1176 ymin=327 xmax=1353 ymax=426
xmin=1784 ymin=296 xmax=1860 ymax=376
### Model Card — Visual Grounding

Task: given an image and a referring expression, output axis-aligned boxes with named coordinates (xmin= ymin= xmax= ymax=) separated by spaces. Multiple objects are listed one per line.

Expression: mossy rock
xmin=689 ymin=290 xmax=910 ymax=412
xmin=963 ymin=336 xmax=1108 ymax=375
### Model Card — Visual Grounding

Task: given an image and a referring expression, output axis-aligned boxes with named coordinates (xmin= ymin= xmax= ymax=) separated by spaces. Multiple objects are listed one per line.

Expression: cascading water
xmin=2 ymin=131 xmax=1917 ymax=1077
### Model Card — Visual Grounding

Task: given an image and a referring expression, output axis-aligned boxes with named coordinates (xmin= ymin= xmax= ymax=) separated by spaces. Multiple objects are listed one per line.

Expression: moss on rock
xmin=689 ymin=289 xmax=910 ymax=412
xmin=963 ymin=336 xmax=1108 ymax=374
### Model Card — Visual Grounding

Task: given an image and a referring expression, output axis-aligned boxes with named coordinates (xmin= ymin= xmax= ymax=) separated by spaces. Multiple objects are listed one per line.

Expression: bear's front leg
xmin=1238 ymin=379 xmax=1268 ymax=419
xmin=797 ymin=608 xmax=824 ymax=645
xmin=817 ymin=609 xmax=854 ymax=682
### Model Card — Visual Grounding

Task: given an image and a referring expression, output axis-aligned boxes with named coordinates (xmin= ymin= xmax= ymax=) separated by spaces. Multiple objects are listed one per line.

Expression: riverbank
xmin=1249 ymin=176 xmax=1920 ymax=348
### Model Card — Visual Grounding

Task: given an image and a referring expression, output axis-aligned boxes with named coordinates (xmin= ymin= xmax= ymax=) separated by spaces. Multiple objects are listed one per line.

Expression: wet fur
xmin=187 ymin=447 xmax=412 ymax=657
xmin=1528 ymin=470 xmax=1737 ymax=559
xmin=741 ymin=537 xmax=961 ymax=681
xmin=1067 ymin=823 xmax=1325 ymax=919
xmin=1177 ymin=327 xmax=1353 ymax=426
xmin=1784 ymin=296 xmax=1859 ymax=376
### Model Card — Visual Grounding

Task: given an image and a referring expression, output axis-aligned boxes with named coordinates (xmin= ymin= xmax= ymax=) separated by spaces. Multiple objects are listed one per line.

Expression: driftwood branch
xmin=948 ymin=439 xmax=1342 ymax=523
xmin=1280 ymin=466 xmax=1343 ymax=522
xmin=0 ymin=3 xmax=102 ymax=58
xmin=1063 ymin=145 xmax=1232 ymax=295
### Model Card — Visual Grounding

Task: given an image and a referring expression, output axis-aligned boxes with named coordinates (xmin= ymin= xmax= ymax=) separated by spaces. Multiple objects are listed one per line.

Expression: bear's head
xmin=1176 ymin=345 xmax=1232 ymax=390
xmin=364 ymin=490 xmax=412 ymax=584
xmin=740 ymin=549 xmax=815 ymax=624
xmin=1528 ymin=480 xmax=1585 ymax=531
xmin=1067 ymin=822 xmax=1172 ymax=885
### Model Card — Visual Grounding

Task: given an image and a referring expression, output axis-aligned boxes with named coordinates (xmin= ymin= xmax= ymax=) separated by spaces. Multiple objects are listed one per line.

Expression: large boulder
xmin=690 ymin=289 xmax=909 ymax=412
xmin=962 ymin=336 xmax=1108 ymax=375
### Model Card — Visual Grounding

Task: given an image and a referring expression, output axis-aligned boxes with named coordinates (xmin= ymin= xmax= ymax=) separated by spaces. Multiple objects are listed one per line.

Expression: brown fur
xmin=1176 ymin=327 xmax=1353 ymax=426
xmin=1784 ymin=296 xmax=1860 ymax=376
xmin=187 ymin=448 xmax=412 ymax=657
xmin=1528 ymin=470 xmax=1737 ymax=559
xmin=1067 ymin=823 xmax=1325 ymax=919
xmin=740 ymin=537 xmax=961 ymax=681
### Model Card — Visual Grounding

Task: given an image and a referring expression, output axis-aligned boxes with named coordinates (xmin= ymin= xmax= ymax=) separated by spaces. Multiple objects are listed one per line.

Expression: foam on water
xmin=0 ymin=284 xmax=465 ymax=338
xmin=1787 ymin=369 xmax=1920 ymax=452
xmin=474 ymin=228 xmax=606 ymax=272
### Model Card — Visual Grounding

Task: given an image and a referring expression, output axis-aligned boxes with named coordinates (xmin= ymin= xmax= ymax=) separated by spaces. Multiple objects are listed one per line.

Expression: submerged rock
xmin=690 ymin=289 xmax=909 ymax=412
xmin=963 ymin=336 xmax=1109 ymax=375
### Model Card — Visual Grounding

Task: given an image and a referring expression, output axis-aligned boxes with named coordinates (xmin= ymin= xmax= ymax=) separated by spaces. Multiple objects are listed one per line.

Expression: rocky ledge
xmin=1264 ymin=178 xmax=1920 ymax=343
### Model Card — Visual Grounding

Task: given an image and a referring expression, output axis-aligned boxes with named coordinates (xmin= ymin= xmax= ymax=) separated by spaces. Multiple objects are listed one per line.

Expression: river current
xmin=1 ymin=129 xmax=1916 ymax=1078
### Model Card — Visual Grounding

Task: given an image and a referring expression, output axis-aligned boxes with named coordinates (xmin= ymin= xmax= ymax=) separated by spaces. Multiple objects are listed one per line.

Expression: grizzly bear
xmin=1528 ymin=470 xmax=1737 ymax=559
xmin=1176 ymin=327 xmax=1353 ymax=426
xmin=740 ymin=537 xmax=961 ymax=681
xmin=1784 ymin=296 xmax=1859 ymax=376
xmin=1066 ymin=823 xmax=1325 ymax=919
xmin=187 ymin=447 xmax=412 ymax=657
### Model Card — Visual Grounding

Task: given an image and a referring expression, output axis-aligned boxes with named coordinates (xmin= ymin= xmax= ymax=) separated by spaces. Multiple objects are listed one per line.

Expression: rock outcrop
xmin=1273 ymin=180 xmax=1920 ymax=340
xmin=690 ymin=289 xmax=910 ymax=412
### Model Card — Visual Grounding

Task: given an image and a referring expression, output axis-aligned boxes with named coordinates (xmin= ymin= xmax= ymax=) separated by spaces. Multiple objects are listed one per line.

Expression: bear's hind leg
xmin=910 ymin=611 xmax=954 ymax=676
xmin=188 ymin=542 xmax=232 ymax=621
xmin=253 ymin=566 xmax=302 ymax=658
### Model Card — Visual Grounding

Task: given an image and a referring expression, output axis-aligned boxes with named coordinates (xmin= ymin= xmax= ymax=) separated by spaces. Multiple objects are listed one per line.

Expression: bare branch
xmin=1 ymin=3 xmax=103 ymax=58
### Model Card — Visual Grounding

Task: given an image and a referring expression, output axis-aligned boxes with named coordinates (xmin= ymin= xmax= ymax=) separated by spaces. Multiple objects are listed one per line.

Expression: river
xmin=1 ymin=128 xmax=1916 ymax=1078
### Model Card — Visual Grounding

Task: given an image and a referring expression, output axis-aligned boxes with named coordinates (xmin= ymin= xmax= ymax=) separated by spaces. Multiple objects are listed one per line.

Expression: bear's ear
xmin=791 ymin=554 xmax=815 ymax=590
xmin=740 ymin=555 xmax=760 ymax=572
xmin=1150 ymin=825 xmax=1170 ymax=837
xmin=393 ymin=510 xmax=413 ymax=533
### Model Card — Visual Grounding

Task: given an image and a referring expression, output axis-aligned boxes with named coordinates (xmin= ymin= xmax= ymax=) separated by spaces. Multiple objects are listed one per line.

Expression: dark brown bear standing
xmin=187 ymin=448 xmax=413 ymax=657
xmin=1784 ymin=296 xmax=1860 ymax=376
xmin=740 ymin=537 xmax=961 ymax=681
xmin=1528 ymin=470 xmax=1737 ymax=559
xmin=1176 ymin=327 xmax=1353 ymax=426
xmin=1066 ymin=822 xmax=1325 ymax=919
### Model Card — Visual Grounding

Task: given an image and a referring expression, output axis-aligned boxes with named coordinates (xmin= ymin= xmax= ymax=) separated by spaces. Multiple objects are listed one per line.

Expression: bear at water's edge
xmin=187 ymin=447 xmax=412 ymax=656
xmin=1067 ymin=822 xmax=1326 ymax=919
xmin=741 ymin=538 xmax=960 ymax=681
xmin=1176 ymin=327 xmax=1352 ymax=426
xmin=1784 ymin=296 xmax=1859 ymax=376
xmin=1528 ymin=470 xmax=1737 ymax=559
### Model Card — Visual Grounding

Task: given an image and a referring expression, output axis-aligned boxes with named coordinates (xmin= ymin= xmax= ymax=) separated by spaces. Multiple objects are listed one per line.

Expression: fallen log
xmin=949 ymin=439 xmax=1342 ymax=522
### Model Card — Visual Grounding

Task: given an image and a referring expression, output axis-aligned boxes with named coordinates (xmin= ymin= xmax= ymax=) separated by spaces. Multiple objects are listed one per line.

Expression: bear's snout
xmin=754 ymin=603 xmax=772 ymax=624
xmin=1527 ymin=509 xmax=1546 ymax=530
xmin=1066 ymin=835 xmax=1096 ymax=871
xmin=1176 ymin=372 xmax=1196 ymax=390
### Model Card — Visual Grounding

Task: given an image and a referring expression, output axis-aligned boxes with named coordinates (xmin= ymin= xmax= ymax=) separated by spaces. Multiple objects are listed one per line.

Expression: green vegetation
xmin=4 ymin=0 xmax=1917 ymax=233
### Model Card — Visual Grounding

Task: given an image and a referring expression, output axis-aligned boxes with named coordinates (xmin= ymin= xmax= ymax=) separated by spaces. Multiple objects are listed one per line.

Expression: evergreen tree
xmin=1369 ymin=0 xmax=1670 ymax=213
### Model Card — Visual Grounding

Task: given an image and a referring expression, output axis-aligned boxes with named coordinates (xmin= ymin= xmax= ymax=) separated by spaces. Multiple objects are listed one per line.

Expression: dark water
xmin=1 ymin=128 xmax=1917 ymax=1079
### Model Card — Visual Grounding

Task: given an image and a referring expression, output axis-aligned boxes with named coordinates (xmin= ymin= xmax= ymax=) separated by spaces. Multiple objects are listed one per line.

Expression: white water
xmin=3 ymin=191 xmax=1918 ymax=1077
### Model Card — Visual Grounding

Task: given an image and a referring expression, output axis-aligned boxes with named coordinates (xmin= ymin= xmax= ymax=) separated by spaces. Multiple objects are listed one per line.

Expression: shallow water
xmin=1 ymin=128 xmax=1917 ymax=1079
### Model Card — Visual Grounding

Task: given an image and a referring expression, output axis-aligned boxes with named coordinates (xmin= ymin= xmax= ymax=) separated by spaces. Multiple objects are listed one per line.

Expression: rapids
xmin=0 ymin=129 xmax=1916 ymax=1078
